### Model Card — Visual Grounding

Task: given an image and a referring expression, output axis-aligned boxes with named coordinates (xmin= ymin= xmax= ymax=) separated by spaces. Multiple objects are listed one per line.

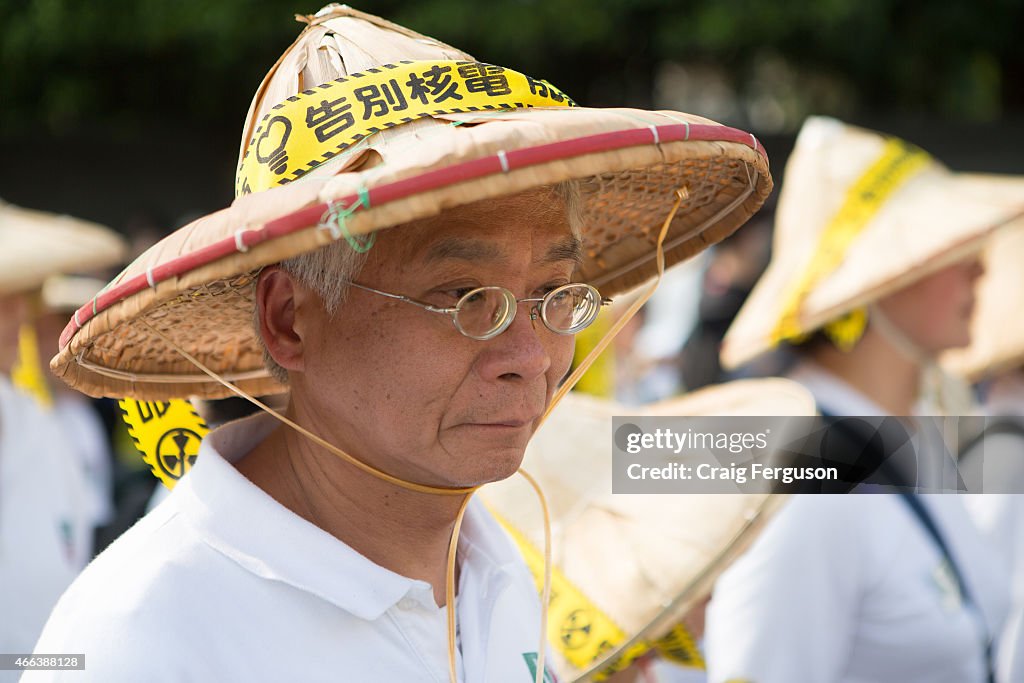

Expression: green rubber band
xmin=323 ymin=188 xmax=375 ymax=253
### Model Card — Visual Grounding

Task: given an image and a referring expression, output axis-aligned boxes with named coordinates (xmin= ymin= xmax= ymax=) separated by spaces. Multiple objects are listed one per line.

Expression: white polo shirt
xmin=0 ymin=378 xmax=92 ymax=683
xmin=706 ymin=494 xmax=1008 ymax=683
xmin=28 ymin=412 xmax=556 ymax=683
xmin=704 ymin=361 xmax=1009 ymax=683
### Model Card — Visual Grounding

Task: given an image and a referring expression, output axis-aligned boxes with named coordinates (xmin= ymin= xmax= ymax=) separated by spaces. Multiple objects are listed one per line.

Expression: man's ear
xmin=256 ymin=266 xmax=305 ymax=374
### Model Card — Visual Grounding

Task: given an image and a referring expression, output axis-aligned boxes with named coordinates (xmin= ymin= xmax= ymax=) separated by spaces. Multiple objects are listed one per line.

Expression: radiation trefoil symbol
xmin=119 ymin=399 xmax=210 ymax=490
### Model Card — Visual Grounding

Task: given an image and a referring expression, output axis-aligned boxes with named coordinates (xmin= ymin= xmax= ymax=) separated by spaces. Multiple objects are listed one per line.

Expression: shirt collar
xmin=176 ymin=411 xmax=517 ymax=620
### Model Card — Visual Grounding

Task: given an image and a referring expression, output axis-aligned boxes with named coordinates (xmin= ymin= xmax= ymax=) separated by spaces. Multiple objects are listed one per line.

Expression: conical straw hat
xmin=941 ymin=174 xmax=1024 ymax=381
xmin=480 ymin=378 xmax=815 ymax=681
xmin=0 ymin=200 xmax=126 ymax=296
xmin=722 ymin=116 xmax=1024 ymax=370
xmin=51 ymin=4 xmax=772 ymax=400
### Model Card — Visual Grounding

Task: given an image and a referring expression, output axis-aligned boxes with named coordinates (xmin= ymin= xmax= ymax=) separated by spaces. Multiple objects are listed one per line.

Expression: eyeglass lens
xmin=543 ymin=285 xmax=599 ymax=332
xmin=454 ymin=284 xmax=599 ymax=339
xmin=454 ymin=288 xmax=515 ymax=338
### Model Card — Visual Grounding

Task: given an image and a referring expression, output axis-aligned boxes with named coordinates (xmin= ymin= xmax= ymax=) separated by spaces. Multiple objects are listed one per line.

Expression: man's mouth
xmin=459 ymin=413 xmax=543 ymax=429
xmin=468 ymin=418 xmax=536 ymax=428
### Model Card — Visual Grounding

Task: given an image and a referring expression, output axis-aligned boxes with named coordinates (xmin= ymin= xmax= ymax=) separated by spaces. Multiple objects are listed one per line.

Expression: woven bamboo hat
xmin=51 ymin=4 xmax=772 ymax=400
xmin=721 ymin=116 xmax=1024 ymax=370
xmin=0 ymin=200 xmax=126 ymax=296
xmin=480 ymin=378 xmax=815 ymax=681
xmin=941 ymin=174 xmax=1024 ymax=381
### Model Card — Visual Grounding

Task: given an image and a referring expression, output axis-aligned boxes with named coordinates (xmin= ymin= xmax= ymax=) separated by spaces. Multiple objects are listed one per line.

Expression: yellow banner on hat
xmin=772 ymin=139 xmax=930 ymax=345
xmin=236 ymin=60 xmax=575 ymax=196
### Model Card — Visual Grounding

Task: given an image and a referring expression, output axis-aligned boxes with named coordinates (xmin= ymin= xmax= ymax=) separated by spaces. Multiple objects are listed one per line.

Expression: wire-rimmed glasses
xmin=347 ymin=282 xmax=609 ymax=340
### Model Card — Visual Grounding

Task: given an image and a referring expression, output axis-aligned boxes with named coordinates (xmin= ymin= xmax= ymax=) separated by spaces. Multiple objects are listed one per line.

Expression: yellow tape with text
xmin=237 ymin=60 xmax=574 ymax=196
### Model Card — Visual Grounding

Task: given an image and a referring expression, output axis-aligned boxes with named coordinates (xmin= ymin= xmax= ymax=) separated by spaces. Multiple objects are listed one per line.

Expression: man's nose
xmin=474 ymin=303 xmax=552 ymax=382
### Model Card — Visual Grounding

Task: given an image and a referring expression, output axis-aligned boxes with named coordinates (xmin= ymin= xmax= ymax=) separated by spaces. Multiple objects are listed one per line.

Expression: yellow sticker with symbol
xmin=119 ymin=399 xmax=209 ymax=489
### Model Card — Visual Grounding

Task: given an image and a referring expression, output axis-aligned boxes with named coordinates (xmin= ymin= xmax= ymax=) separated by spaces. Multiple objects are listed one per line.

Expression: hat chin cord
xmin=141 ymin=188 xmax=684 ymax=683
xmin=866 ymin=304 xmax=973 ymax=415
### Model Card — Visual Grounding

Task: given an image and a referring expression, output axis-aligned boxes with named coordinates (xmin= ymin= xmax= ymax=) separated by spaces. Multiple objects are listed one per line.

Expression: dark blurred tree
xmin=2 ymin=0 xmax=1022 ymax=136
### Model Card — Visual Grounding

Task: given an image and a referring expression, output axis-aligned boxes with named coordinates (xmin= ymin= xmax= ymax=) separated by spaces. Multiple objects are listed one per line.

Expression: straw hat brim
xmin=942 ymin=175 xmax=1024 ymax=381
xmin=53 ymin=107 xmax=771 ymax=399
xmin=722 ymin=119 xmax=1023 ymax=370
xmin=480 ymin=378 xmax=815 ymax=680
xmin=0 ymin=201 xmax=127 ymax=296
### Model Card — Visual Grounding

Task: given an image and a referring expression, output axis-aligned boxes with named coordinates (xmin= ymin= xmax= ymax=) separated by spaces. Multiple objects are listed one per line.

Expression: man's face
xmin=293 ymin=188 xmax=581 ymax=487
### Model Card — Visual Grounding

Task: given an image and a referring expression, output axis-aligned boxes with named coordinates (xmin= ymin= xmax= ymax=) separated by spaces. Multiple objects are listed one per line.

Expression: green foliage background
xmin=1 ymin=0 xmax=1021 ymax=230
xmin=3 ymin=0 xmax=1021 ymax=133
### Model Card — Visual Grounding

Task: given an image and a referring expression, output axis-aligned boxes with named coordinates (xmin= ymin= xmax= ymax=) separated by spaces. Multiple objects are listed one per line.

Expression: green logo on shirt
xmin=522 ymin=653 xmax=558 ymax=682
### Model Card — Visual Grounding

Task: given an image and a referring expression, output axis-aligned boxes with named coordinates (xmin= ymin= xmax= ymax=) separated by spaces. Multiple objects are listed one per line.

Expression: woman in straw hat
xmin=702 ymin=117 xmax=1021 ymax=683
xmin=0 ymin=200 xmax=126 ymax=681
xmin=942 ymin=178 xmax=1024 ymax=683
xmin=30 ymin=5 xmax=772 ymax=682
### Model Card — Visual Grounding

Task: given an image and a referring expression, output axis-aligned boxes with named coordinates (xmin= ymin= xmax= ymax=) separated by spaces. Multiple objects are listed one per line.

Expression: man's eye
xmin=546 ymin=290 xmax=574 ymax=309
xmin=429 ymin=287 xmax=480 ymax=306
xmin=450 ymin=287 xmax=478 ymax=301
xmin=537 ymin=282 xmax=569 ymax=297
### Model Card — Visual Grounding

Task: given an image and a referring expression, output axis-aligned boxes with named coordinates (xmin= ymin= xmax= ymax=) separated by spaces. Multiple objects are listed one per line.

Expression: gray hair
xmin=256 ymin=180 xmax=585 ymax=384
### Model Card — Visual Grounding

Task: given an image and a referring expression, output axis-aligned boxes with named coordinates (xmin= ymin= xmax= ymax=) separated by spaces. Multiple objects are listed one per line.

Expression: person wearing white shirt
xmin=707 ymin=117 xmax=1018 ymax=683
xmin=705 ymin=358 xmax=1009 ymax=683
xmin=29 ymin=410 xmax=549 ymax=682
xmin=30 ymin=5 xmax=775 ymax=682
xmin=32 ymin=174 xmax=581 ymax=683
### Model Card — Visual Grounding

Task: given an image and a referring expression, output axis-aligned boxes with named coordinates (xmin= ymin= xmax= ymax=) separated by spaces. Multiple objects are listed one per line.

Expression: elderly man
xmin=33 ymin=5 xmax=770 ymax=682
